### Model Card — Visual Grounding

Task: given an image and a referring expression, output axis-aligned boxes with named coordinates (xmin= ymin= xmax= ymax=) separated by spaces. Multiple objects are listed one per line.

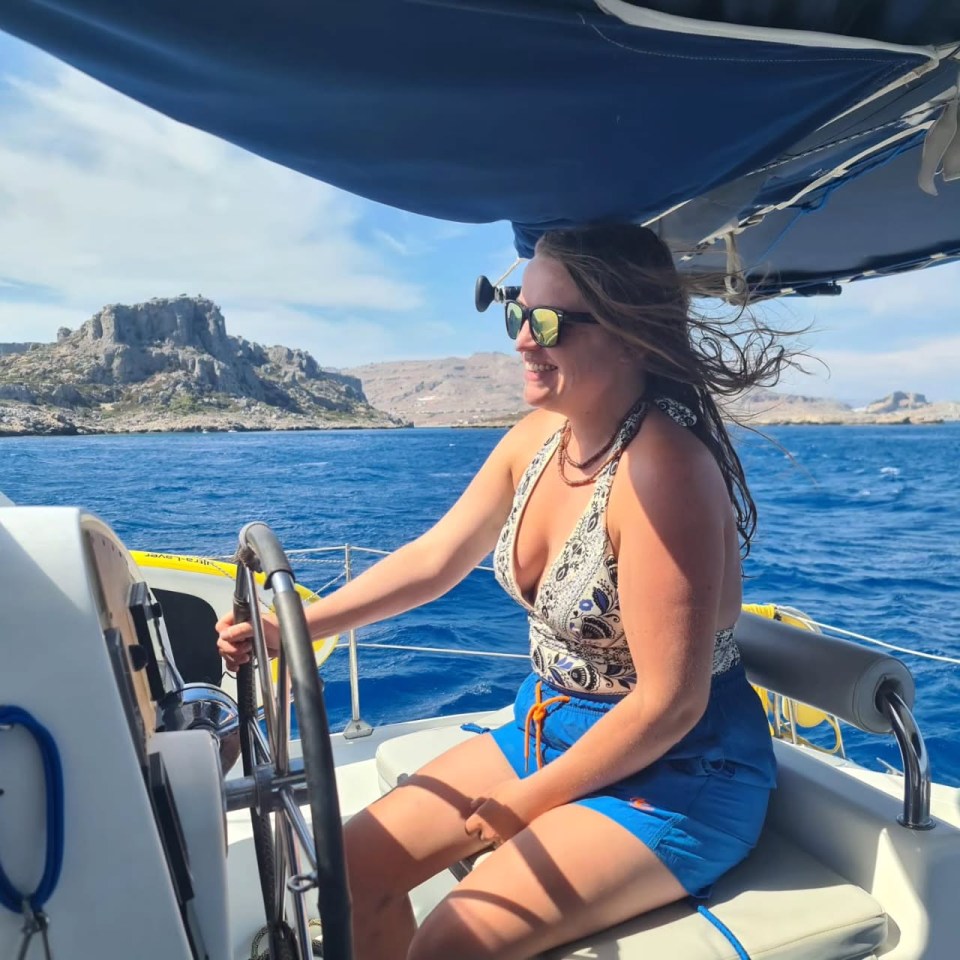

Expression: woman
xmin=218 ymin=224 xmax=787 ymax=960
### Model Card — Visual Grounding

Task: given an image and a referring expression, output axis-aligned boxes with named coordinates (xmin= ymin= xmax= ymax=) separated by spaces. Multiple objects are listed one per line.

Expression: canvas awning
xmin=2 ymin=1 xmax=958 ymax=295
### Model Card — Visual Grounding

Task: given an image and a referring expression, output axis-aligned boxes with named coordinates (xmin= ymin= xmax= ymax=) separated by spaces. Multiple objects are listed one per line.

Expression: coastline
xmin=0 ymin=424 xmax=413 ymax=438
xmin=0 ymin=404 xmax=413 ymax=437
xmin=4 ymin=416 xmax=956 ymax=438
xmin=3 ymin=388 xmax=958 ymax=437
xmin=0 ymin=422 xmax=414 ymax=438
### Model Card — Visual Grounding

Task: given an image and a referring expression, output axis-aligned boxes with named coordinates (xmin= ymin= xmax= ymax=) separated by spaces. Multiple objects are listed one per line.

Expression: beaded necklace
xmin=556 ymin=397 xmax=647 ymax=487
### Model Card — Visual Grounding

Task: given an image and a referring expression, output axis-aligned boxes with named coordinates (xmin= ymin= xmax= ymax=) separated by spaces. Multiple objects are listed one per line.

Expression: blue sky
xmin=1 ymin=31 xmax=958 ymax=405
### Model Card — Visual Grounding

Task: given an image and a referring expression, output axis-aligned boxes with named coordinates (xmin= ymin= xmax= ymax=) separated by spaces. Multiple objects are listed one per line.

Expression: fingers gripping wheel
xmin=233 ymin=523 xmax=352 ymax=959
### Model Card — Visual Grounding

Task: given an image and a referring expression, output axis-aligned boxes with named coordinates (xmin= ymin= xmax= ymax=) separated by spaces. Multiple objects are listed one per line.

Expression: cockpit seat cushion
xmin=375 ymin=720 xmax=887 ymax=960
xmin=375 ymin=709 xmax=511 ymax=793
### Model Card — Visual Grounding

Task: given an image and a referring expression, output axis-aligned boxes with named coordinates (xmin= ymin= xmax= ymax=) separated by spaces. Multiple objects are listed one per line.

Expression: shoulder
xmin=628 ymin=404 xmax=720 ymax=482
xmin=611 ymin=405 xmax=729 ymax=535
xmin=500 ymin=408 xmax=565 ymax=485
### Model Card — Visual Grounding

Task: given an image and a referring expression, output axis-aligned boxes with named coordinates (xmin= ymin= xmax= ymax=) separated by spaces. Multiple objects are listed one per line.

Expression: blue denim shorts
xmin=488 ymin=666 xmax=776 ymax=897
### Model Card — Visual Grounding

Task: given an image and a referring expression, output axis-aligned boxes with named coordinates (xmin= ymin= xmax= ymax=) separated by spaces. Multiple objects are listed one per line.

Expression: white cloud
xmin=372 ymin=230 xmax=418 ymax=257
xmin=775 ymin=261 xmax=960 ymax=350
xmin=1 ymin=42 xmax=957 ymax=392
xmin=830 ymin=262 xmax=960 ymax=319
xmin=0 ymin=59 xmax=423 ymax=344
xmin=777 ymin=333 xmax=960 ymax=403
xmin=223 ymin=305 xmax=402 ymax=368
xmin=487 ymin=247 xmax=526 ymax=282
xmin=746 ymin=260 xmax=960 ymax=400
xmin=0 ymin=301 xmax=87 ymax=342
xmin=223 ymin=304 xmax=481 ymax=368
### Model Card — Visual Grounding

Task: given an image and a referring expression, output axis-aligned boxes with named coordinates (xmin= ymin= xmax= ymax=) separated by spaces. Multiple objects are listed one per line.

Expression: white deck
xmin=3 ymin=506 xmax=959 ymax=960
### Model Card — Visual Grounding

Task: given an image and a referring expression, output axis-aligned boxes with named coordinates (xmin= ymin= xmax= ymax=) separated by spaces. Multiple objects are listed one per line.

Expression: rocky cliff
xmin=345 ymin=355 xmax=960 ymax=427
xmin=0 ymin=342 xmax=39 ymax=356
xmin=0 ymin=297 xmax=406 ymax=435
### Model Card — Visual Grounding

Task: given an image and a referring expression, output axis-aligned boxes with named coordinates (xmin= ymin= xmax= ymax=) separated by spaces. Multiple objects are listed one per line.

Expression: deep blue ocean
xmin=2 ymin=423 xmax=958 ymax=785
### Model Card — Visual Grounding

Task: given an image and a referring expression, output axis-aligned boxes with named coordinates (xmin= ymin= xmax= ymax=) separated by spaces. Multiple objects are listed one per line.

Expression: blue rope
xmin=695 ymin=903 xmax=751 ymax=960
xmin=0 ymin=706 xmax=65 ymax=914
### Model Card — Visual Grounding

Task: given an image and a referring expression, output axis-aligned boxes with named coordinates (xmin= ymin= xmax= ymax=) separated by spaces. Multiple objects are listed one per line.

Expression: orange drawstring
xmin=524 ymin=680 xmax=570 ymax=772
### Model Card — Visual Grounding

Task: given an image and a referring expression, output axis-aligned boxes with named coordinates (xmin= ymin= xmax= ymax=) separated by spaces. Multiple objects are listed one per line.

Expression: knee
xmin=343 ymin=811 xmax=411 ymax=908
xmin=408 ymin=901 xmax=500 ymax=960
xmin=407 ymin=913 xmax=461 ymax=960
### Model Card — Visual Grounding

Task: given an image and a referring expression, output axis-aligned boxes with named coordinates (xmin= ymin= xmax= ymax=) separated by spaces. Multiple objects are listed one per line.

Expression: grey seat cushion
xmin=376 ymin=718 xmax=887 ymax=960
xmin=543 ymin=829 xmax=885 ymax=960
xmin=375 ymin=709 xmax=512 ymax=793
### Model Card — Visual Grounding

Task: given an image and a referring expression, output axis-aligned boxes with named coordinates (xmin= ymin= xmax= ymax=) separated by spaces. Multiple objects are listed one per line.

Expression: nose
xmin=514 ymin=316 xmax=538 ymax=352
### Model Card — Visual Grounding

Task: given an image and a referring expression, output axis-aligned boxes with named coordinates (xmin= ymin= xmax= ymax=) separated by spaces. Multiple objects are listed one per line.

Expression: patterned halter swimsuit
xmin=494 ymin=397 xmax=741 ymax=697
xmin=486 ymin=397 xmax=777 ymax=898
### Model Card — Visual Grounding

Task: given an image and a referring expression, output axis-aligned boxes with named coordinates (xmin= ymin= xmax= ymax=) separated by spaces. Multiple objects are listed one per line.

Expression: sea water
xmin=2 ymin=422 xmax=958 ymax=784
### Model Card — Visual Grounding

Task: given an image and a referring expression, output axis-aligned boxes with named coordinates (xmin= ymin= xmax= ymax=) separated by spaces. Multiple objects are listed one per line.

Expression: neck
xmin=564 ymin=379 xmax=647 ymax=457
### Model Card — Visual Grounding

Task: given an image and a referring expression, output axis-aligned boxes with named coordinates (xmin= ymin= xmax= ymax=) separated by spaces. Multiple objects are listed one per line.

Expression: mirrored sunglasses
xmin=503 ymin=300 xmax=597 ymax=347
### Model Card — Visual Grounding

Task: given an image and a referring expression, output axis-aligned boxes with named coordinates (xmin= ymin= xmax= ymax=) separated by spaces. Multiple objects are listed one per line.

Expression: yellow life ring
xmin=131 ymin=550 xmax=338 ymax=677
xmin=131 ymin=550 xmax=319 ymax=603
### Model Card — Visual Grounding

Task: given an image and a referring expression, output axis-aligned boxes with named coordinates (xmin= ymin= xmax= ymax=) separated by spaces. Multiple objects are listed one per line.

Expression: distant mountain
xmin=345 ymin=354 xmax=960 ymax=427
xmin=0 ymin=297 xmax=406 ymax=435
xmin=345 ymin=352 xmax=525 ymax=427
xmin=736 ymin=389 xmax=959 ymax=424
xmin=862 ymin=391 xmax=929 ymax=414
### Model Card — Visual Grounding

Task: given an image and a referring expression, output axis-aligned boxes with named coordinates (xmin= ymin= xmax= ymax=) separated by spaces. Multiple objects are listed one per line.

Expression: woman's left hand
xmin=464 ymin=778 xmax=550 ymax=848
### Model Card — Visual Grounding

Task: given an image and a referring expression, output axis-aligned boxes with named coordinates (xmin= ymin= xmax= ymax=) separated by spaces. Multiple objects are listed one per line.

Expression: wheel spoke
xmin=280 ymin=811 xmax=314 ymax=959
xmin=250 ymin=716 xmax=271 ymax=764
xmin=273 ymin=804 xmax=291 ymax=926
xmin=274 ymin=644 xmax=292 ymax=775
xmin=279 ymin=788 xmax=318 ymax=872
xmin=243 ymin=566 xmax=280 ymax=747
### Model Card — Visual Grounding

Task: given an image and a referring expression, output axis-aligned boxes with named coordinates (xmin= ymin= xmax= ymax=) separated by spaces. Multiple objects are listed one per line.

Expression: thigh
xmin=344 ymin=731 xmax=518 ymax=897
xmin=409 ymin=803 xmax=687 ymax=960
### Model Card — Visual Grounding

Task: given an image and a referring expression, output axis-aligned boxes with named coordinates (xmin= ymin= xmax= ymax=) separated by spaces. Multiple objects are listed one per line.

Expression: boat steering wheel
xmin=232 ymin=522 xmax=351 ymax=960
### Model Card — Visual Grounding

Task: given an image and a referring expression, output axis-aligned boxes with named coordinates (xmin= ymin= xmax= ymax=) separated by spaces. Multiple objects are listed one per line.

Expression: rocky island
xmin=3 ymin=301 xmax=957 ymax=435
xmin=0 ymin=297 xmax=407 ymax=435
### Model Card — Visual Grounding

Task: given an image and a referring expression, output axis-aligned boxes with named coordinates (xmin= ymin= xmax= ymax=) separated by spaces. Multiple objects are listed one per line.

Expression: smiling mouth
xmin=524 ymin=361 xmax=557 ymax=373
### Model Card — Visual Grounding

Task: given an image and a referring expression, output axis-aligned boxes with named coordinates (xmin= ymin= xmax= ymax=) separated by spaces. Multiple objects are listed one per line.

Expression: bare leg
xmin=344 ymin=732 xmax=517 ymax=960
xmin=408 ymin=803 xmax=687 ymax=960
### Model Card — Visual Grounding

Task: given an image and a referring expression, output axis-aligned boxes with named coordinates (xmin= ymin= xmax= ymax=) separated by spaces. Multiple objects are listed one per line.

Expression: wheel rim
xmin=233 ymin=524 xmax=351 ymax=959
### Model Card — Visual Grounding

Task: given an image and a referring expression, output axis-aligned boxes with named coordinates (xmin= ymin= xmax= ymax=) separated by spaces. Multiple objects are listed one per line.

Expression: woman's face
xmin=515 ymin=254 xmax=637 ymax=414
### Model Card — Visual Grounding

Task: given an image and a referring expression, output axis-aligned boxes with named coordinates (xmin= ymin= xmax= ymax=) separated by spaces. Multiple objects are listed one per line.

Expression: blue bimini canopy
xmin=1 ymin=1 xmax=959 ymax=296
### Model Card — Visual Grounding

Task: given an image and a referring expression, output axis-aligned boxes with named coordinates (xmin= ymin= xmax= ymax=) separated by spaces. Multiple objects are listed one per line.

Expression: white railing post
xmin=342 ymin=543 xmax=372 ymax=739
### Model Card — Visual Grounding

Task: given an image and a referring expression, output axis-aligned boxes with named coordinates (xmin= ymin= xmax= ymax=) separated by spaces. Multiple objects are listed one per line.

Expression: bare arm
xmin=217 ymin=413 xmax=550 ymax=665
xmin=517 ymin=422 xmax=729 ymax=808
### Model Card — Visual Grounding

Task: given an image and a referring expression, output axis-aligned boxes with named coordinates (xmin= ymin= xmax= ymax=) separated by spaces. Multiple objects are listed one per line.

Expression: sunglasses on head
xmin=503 ymin=300 xmax=597 ymax=348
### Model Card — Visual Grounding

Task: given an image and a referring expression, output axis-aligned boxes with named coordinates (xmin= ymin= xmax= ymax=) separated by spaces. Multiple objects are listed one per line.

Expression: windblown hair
xmin=537 ymin=223 xmax=800 ymax=555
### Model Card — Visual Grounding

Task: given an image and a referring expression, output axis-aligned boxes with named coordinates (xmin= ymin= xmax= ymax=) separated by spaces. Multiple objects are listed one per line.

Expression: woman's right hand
xmin=216 ymin=610 xmax=281 ymax=671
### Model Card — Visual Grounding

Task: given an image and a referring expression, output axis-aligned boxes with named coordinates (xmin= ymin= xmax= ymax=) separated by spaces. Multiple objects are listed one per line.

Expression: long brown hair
xmin=537 ymin=223 xmax=801 ymax=555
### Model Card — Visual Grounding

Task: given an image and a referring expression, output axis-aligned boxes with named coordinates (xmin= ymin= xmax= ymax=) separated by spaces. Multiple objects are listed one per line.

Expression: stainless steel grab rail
xmin=879 ymin=687 xmax=935 ymax=830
